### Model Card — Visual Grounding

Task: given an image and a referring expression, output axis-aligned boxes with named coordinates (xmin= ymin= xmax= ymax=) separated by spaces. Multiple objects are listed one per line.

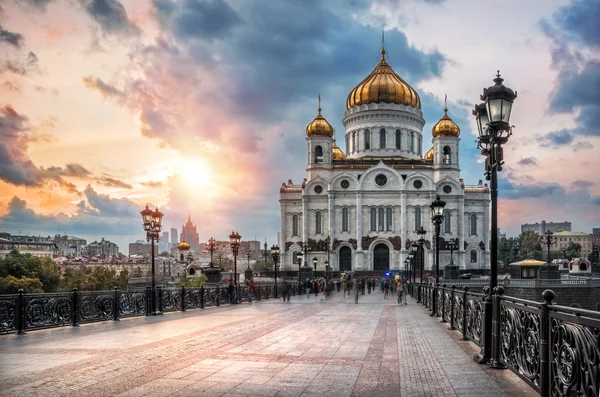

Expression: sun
xmin=177 ymin=158 xmax=213 ymax=189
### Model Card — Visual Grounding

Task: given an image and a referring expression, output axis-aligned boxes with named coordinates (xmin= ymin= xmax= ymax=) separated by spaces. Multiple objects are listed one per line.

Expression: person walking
xmin=229 ymin=281 xmax=236 ymax=305
xmin=383 ymin=280 xmax=389 ymax=299
xmin=281 ymin=280 xmax=290 ymax=302
xmin=367 ymin=279 xmax=372 ymax=294
xmin=400 ymin=279 xmax=408 ymax=305
xmin=248 ymin=277 xmax=255 ymax=304
xmin=342 ymin=279 xmax=348 ymax=298
xmin=305 ymin=278 xmax=311 ymax=298
xmin=354 ymin=279 xmax=359 ymax=304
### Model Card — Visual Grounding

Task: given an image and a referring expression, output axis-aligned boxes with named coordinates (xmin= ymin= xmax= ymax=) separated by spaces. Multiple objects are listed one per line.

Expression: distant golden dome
xmin=332 ymin=138 xmax=346 ymax=160
xmin=432 ymin=97 xmax=460 ymax=138
xmin=424 ymin=146 xmax=434 ymax=160
xmin=178 ymin=240 xmax=190 ymax=251
xmin=346 ymin=48 xmax=421 ymax=110
xmin=306 ymin=97 xmax=334 ymax=137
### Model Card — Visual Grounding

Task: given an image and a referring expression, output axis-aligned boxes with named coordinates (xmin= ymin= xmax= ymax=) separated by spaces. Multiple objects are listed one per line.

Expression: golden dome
xmin=424 ymin=146 xmax=434 ymax=160
xmin=177 ymin=240 xmax=190 ymax=251
xmin=332 ymin=138 xmax=346 ymax=160
xmin=306 ymin=96 xmax=334 ymax=137
xmin=346 ymin=48 xmax=421 ymax=110
xmin=432 ymin=96 xmax=460 ymax=138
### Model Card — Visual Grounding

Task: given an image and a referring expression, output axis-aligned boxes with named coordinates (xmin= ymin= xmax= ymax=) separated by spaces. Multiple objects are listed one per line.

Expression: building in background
xmin=158 ymin=231 xmax=170 ymax=254
xmin=171 ymin=228 xmax=178 ymax=244
xmin=52 ymin=235 xmax=87 ymax=256
xmin=592 ymin=228 xmax=600 ymax=249
xmin=521 ymin=221 xmax=571 ymax=235
xmin=128 ymin=242 xmax=159 ymax=257
xmin=0 ymin=232 xmax=58 ymax=258
xmin=180 ymin=215 xmax=200 ymax=253
xmin=82 ymin=238 xmax=119 ymax=258
xmin=553 ymin=231 xmax=593 ymax=257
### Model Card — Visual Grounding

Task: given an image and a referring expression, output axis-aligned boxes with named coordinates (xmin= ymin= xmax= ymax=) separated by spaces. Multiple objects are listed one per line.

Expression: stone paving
xmin=0 ymin=290 xmax=538 ymax=397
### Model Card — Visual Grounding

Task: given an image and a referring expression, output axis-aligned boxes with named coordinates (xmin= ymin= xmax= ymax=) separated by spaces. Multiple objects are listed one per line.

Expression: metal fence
xmin=409 ymin=282 xmax=600 ymax=396
xmin=0 ymin=283 xmax=283 ymax=335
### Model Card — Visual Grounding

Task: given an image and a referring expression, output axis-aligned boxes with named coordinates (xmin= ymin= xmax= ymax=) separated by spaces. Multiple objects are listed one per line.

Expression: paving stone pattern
xmin=0 ymin=290 xmax=538 ymax=397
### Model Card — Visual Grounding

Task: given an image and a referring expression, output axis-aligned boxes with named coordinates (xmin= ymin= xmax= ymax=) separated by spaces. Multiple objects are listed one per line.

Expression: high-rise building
xmin=521 ymin=221 xmax=571 ymax=235
xmin=171 ymin=228 xmax=178 ymax=244
xmin=180 ymin=214 xmax=200 ymax=253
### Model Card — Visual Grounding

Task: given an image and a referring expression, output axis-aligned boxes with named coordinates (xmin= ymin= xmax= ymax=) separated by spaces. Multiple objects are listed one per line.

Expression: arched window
xmin=342 ymin=207 xmax=349 ymax=232
xmin=180 ymin=253 xmax=184 ymax=261
xmin=380 ymin=128 xmax=386 ymax=149
xmin=444 ymin=210 xmax=451 ymax=233
xmin=471 ymin=214 xmax=477 ymax=235
xmin=470 ymin=250 xmax=477 ymax=263
xmin=292 ymin=215 xmax=299 ymax=236
xmin=370 ymin=208 xmax=376 ymax=231
xmin=315 ymin=211 xmax=322 ymax=234
xmin=378 ymin=208 xmax=384 ymax=231
xmin=395 ymin=129 xmax=401 ymax=149
xmin=415 ymin=207 xmax=421 ymax=230
xmin=364 ymin=129 xmax=370 ymax=150
xmin=386 ymin=207 xmax=392 ymax=231
xmin=409 ymin=132 xmax=414 ymax=152
xmin=443 ymin=146 xmax=452 ymax=164
xmin=315 ymin=145 xmax=323 ymax=164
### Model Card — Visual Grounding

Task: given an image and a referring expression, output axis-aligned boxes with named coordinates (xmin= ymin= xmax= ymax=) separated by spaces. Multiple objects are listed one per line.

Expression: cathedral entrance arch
xmin=339 ymin=246 xmax=352 ymax=271
xmin=373 ymin=244 xmax=390 ymax=271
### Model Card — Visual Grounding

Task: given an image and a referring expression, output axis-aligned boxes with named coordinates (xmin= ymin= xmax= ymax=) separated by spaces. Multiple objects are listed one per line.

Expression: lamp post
xmin=540 ymin=231 xmax=556 ymax=264
xmin=430 ymin=195 xmax=446 ymax=319
xmin=207 ymin=237 xmax=216 ymax=266
xmin=417 ymin=226 xmax=427 ymax=283
xmin=324 ymin=260 xmax=330 ymax=280
xmin=297 ymin=256 xmax=302 ymax=289
xmin=448 ymin=238 xmax=458 ymax=265
xmin=271 ymin=245 xmax=280 ymax=297
xmin=408 ymin=252 xmax=414 ymax=283
xmin=411 ymin=242 xmax=419 ymax=283
xmin=140 ymin=204 xmax=163 ymax=315
xmin=312 ymin=257 xmax=318 ymax=280
xmin=404 ymin=258 xmax=409 ymax=280
xmin=513 ymin=243 xmax=520 ymax=263
xmin=473 ymin=70 xmax=517 ymax=366
xmin=326 ymin=232 xmax=331 ymax=279
xmin=229 ymin=231 xmax=241 ymax=303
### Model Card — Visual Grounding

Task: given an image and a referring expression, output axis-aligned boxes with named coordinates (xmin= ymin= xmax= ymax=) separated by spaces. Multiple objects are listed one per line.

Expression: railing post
xmin=475 ymin=286 xmax=492 ymax=364
xmin=489 ymin=286 xmax=506 ymax=369
xmin=540 ymin=289 xmax=555 ymax=397
xmin=156 ymin=286 xmax=163 ymax=313
xmin=113 ymin=286 xmax=120 ymax=321
xmin=200 ymin=285 xmax=205 ymax=308
xmin=145 ymin=286 xmax=152 ymax=316
xmin=16 ymin=289 xmax=26 ymax=334
xmin=431 ymin=283 xmax=439 ymax=317
xmin=181 ymin=286 xmax=186 ymax=312
xmin=449 ymin=285 xmax=456 ymax=330
xmin=417 ymin=283 xmax=421 ymax=303
xmin=441 ymin=284 xmax=447 ymax=323
xmin=461 ymin=286 xmax=469 ymax=341
xmin=71 ymin=288 xmax=80 ymax=327
xmin=216 ymin=285 xmax=220 ymax=306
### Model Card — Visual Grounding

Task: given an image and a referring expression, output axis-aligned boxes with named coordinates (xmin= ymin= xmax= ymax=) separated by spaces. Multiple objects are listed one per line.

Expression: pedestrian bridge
xmin=0 ymin=288 xmax=554 ymax=397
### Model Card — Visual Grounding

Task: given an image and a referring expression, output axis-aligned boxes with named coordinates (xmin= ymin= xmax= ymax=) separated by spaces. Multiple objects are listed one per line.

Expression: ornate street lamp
xmin=229 ymin=231 xmax=241 ymax=303
xmin=513 ymin=243 xmax=520 ymax=263
xmin=473 ymin=71 xmax=517 ymax=366
xmin=271 ymin=244 xmax=280 ymax=297
xmin=207 ymin=237 xmax=216 ymax=266
xmin=324 ymin=259 xmax=330 ymax=280
xmin=297 ymin=256 xmax=302 ymax=289
xmin=411 ymin=242 xmax=419 ymax=283
xmin=448 ymin=238 xmax=459 ymax=265
xmin=417 ymin=226 xmax=427 ymax=283
xmin=430 ymin=195 xmax=445 ymax=318
xmin=140 ymin=204 xmax=163 ymax=315
xmin=407 ymin=252 xmax=414 ymax=282
xmin=245 ymin=249 xmax=253 ymax=281
xmin=404 ymin=258 xmax=410 ymax=279
xmin=312 ymin=257 xmax=318 ymax=279
xmin=540 ymin=231 xmax=556 ymax=264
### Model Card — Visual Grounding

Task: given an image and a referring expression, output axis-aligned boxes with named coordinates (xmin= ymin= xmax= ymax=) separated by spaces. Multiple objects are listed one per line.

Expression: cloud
xmin=571 ymin=180 xmax=594 ymax=189
xmin=82 ymin=75 xmax=125 ymax=100
xmin=1 ymin=81 xmax=21 ymax=92
xmin=141 ymin=180 xmax=164 ymax=188
xmin=551 ymin=0 xmax=600 ymax=49
xmin=96 ymin=175 xmax=133 ymax=189
xmin=80 ymin=0 xmax=140 ymax=37
xmin=1 ymin=51 xmax=39 ymax=76
xmin=517 ymin=157 xmax=538 ymax=166
xmin=19 ymin=0 xmax=54 ymax=11
xmin=0 ymin=25 xmax=24 ymax=48
xmin=540 ymin=129 xmax=574 ymax=147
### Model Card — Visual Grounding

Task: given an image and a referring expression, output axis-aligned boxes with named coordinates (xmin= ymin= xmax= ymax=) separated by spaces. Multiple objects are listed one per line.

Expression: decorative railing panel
xmin=25 ymin=293 xmax=72 ymax=330
xmin=218 ymin=287 xmax=230 ymax=305
xmin=119 ymin=290 xmax=146 ymax=317
xmin=436 ymin=288 xmax=443 ymax=317
xmin=453 ymin=293 xmax=463 ymax=332
xmin=184 ymin=288 xmax=203 ymax=309
xmin=549 ymin=305 xmax=600 ymax=397
xmin=464 ymin=292 xmax=484 ymax=347
xmin=204 ymin=288 xmax=217 ymax=307
xmin=160 ymin=289 xmax=181 ymax=313
xmin=79 ymin=291 xmax=114 ymax=323
xmin=0 ymin=295 xmax=17 ymax=334
xmin=499 ymin=297 xmax=543 ymax=392
xmin=443 ymin=289 xmax=452 ymax=322
xmin=239 ymin=287 xmax=249 ymax=303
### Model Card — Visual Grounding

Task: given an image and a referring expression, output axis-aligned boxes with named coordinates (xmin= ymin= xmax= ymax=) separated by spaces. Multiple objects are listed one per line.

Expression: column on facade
xmin=328 ymin=193 xmax=334 ymax=248
xmin=401 ymin=192 xmax=407 ymax=263
xmin=302 ymin=198 xmax=308 ymax=244
xmin=458 ymin=197 xmax=465 ymax=269
xmin=356 ymin=193 xmax=363 ymax=251
xmin=280 ymin=202 xmax=287 ymax=270
xmin=483 ymin=202 xmax=490 ymax=269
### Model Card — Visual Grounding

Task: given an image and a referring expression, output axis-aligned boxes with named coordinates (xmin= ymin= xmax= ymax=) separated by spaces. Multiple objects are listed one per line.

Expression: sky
xmin=0 ymin=0 xmax=599 ymax=252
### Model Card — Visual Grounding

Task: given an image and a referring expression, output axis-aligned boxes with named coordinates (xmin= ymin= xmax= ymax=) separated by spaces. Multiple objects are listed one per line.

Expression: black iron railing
xmin=0 ymin=283 xmax=285 ymax=335
xmin=409 ymin=282 xmax=600 ymax=396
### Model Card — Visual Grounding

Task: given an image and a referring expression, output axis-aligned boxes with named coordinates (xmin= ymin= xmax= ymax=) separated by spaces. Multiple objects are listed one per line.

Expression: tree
xmin=0 ymin=275 xmax=44 ymax=294
xmin=519 ymin=231 xmax=543 ymax=260
xmin=60 ymin=266 xmax=129 ymax=291
xmin=563 ymin=242 xmax=582 ymax=259
xmin=179 ymin=272 xmax=207 ymax=287
xmin=0 ymin=250 xmax=61 ymax=292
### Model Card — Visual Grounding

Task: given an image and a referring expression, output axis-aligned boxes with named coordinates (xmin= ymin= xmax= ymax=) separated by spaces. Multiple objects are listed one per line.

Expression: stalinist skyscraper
xmin=180 ymin=214 xmax=200 ymax=253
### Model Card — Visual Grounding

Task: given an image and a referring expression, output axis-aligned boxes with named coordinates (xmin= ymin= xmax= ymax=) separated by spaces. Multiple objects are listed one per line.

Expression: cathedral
xmin=278 ymin=45 xmax=490 ymax=275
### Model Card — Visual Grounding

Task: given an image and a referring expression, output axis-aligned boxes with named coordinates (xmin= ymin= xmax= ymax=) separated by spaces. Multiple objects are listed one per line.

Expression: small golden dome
xmin=346 ymin=47 xmax=421 ymax=110
xmin=177 ymin=240 xmax=190 ymax=251
xmin=424 ymin=146 xmax=434 ymax=160
xmin=332 ymin=138 xmax=346 ymax=160
xmin=306 ymin=96 xmax=334 ymax=137
xmin=432 ymin=96 xmax=460 ymax=138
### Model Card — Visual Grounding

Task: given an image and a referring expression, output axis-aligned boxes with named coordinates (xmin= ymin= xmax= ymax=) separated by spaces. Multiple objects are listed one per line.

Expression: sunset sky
xmin=1 ymin=0 xmax=599 ymax=251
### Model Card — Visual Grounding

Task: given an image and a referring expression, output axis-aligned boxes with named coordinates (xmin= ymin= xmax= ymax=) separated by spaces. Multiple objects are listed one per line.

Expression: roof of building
xmin=553 ymin=231 xmax=589 ymax=236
